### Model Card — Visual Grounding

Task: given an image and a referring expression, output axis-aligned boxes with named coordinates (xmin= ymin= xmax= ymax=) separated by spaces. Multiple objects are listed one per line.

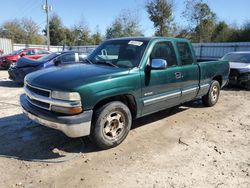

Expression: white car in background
xmin=221 ymin=51 xmax=250 ymax=90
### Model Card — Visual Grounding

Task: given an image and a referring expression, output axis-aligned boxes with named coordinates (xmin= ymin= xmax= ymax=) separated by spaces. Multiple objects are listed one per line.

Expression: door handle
xmin=175 ymin=72 xmax=182 ymax=79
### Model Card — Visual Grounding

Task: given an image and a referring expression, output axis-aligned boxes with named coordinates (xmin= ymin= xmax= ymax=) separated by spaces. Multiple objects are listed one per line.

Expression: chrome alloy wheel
xmin=103 ymin=111 xmax=125 ymax=140
xmin=211 ymin=85 xmax=219 ymax=102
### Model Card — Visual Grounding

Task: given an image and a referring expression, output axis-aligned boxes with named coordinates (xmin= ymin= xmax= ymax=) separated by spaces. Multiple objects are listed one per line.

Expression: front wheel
xmin=202 ymin=80 xmax=220 ymax=107
xmin=245 ymin=82 xmax=250 ymax=91
xmin=91 ymin=101 xmax=132 ymax=149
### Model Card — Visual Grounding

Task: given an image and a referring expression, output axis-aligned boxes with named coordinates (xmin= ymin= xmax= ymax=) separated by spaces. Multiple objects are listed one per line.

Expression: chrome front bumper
xmin=21 ymin=94 xmax=93 ymax=138
xmin=22 ymin=108 xmax=92 ymax=137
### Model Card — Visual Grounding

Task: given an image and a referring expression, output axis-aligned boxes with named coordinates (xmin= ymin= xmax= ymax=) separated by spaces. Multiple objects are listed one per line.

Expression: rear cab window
xmin=176 ymin=42 xmax=194 ymax=65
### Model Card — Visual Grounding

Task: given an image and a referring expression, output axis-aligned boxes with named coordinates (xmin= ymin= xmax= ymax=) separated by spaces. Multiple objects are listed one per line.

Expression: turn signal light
xmin=51 ymin=106 xmax=83 ymax=115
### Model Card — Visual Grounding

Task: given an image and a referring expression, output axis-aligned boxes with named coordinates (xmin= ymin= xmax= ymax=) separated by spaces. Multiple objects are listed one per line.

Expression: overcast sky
xmin=1 ymin=0 xmax=249 ymax=36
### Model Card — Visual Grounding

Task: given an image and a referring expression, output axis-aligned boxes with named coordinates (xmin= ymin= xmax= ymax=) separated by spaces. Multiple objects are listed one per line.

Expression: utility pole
xmin=43 ymin=0 xmax=52 ymax=50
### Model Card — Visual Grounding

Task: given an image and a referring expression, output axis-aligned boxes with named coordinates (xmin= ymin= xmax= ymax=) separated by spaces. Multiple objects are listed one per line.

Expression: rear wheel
xmin=245 ymin=81 xmax=250 ymax=91
xmin=202 ymin=80 xmax=220 ymax=107
xmin=91 ymin=101 xmax=132 ymax=149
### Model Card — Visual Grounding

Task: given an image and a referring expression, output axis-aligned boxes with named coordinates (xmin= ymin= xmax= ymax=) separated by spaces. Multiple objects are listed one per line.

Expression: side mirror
xmin=151 ymin=59 xmax=168 ymax=70
xmin=20 ymin=53 xmax=25 ymax=57
xmin=54 ymin=58 xmax=61 ymax=66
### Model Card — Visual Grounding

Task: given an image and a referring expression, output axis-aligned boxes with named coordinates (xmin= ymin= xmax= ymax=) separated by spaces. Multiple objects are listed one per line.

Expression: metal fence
xmin=1 ymin=37 xmax=250 ymax=59
xmin=66 ymin=45 xmax=97 ymax=53
xmin=13 ymin=44 xmax=64 ymax=52
xmin=13 ymin=44 xmax=97 ymax=53
xmin=0 ymin=38 xmax=13 ymax=55
xmin=12 ymin=42 xmax=250 ymax=59
xmin=193 ymin=42 xmax=250 ymax=60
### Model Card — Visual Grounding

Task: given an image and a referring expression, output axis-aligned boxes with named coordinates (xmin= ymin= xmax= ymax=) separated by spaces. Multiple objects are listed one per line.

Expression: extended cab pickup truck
xmin=20 ymin=37 xmax=229 ymax=149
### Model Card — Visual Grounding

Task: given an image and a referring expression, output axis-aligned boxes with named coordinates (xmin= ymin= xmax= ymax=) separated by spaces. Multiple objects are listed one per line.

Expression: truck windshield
xmin=88 ymin=39 xmax=149 ymax=68
xmin=222 ymin=53 xmax=250 ymax=64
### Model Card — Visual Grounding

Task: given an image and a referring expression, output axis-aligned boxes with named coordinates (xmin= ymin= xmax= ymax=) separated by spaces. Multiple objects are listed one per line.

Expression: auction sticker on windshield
xmin=128 ymin=41 xmax=143 ymax=46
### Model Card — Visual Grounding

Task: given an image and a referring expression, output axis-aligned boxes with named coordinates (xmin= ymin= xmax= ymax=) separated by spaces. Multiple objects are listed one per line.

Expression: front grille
xmin=24 ymin=82 xmax=81 ymax=113
xmin=26 ymin=83 xmax=50 ymax=97
xmin=27 ymin=96 xmax=50 ymax=110
xmin=25 ymin=82 xmax=51 ymax=110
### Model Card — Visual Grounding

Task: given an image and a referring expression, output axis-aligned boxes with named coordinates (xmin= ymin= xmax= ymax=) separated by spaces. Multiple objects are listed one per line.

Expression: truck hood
xmin=230 ymin=62 xmax=250 ymax=70
xmin=25 ymin=64 xmax=130 ymax=91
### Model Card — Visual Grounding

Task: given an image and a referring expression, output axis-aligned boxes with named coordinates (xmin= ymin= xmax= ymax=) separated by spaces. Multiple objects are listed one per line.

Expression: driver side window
xmin=150 ymin=42 xmax=177 ymax=67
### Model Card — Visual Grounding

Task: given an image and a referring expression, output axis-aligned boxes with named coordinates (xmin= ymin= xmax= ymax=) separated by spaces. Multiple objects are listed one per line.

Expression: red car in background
xmin=0 ymin=48 xmax=51 ymax=69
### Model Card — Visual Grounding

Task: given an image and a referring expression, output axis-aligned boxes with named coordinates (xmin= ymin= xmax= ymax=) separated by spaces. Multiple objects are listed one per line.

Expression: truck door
xmin=176 ymin=42 xmax=199 ymax=103
xmin=141 ymin=41 xmax=182 ymax=115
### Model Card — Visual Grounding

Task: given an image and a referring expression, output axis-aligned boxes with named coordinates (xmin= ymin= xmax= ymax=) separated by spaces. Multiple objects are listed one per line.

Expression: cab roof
xmin=108 ymin=36 xmax=190 ymax=43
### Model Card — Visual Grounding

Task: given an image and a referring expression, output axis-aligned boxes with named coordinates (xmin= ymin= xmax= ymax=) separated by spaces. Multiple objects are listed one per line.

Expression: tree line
xmin=0 ymin=0 xmax=249 ymax=46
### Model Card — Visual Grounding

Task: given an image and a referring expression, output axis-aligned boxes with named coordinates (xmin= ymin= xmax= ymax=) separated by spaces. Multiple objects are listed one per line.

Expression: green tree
xmin=63 ymin=28 xmax=75 ymax=46
xmin=21 ymin=18 xmax=44 ymax=44
xmin=105 ymin=9 xmax=143 ymax=39
xmin=0 ymin=18 xmax=44 ymax=44
xmin=176 ymin=28 xmax=192 ymax=39
xmin=72 ymin=18 xmax=92 ymax=45
xmin=183 ymin=0 xmax=216 ymax=42
xmin=91 ymin=26 xmax=103 ymax=45
xmin=0 ymin=19 xmax=24 ymax=43
xmin=146 ymin=0 xmax=174 ymax=36
xmin=44 ymin=14 xmax=67 ymax=45
xmin=211 ymin=21 xmax=231 ymax=42
xmin=106 ymin=19 xmax=123 ymax=39
xmin=239 ymin=20 xmax=250 ymax=42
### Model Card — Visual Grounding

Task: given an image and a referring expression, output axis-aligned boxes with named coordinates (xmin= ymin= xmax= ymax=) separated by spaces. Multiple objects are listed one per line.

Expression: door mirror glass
xmin=151 ymin=59 xmax=168 ymax=70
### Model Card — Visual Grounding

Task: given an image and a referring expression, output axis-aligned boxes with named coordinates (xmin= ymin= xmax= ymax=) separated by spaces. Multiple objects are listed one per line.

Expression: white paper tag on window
xmin=128 ymin=41 xmax=143 ymax=46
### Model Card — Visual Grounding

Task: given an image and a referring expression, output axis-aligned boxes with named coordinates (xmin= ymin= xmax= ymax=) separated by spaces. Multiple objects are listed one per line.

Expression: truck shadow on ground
xmin=223 ymin=85 xmax=248 ymax=91
xmin=0 ymin=101 xmax=200 ymax=162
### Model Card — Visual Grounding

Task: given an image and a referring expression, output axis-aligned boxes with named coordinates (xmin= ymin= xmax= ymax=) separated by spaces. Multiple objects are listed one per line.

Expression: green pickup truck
xmin=20 ymin=37 xmax=229 ymax=149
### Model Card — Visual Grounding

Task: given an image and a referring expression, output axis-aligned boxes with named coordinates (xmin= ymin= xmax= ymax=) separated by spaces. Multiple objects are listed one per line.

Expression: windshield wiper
xmin=84 ymin=58 xmax=93 ymax=64
xmin=95 ymin=61 xmax=118 ymax=68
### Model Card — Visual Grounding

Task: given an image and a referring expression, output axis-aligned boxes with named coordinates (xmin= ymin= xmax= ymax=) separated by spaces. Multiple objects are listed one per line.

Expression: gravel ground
xmin=0 ymin=70 xmax=249 ymax=188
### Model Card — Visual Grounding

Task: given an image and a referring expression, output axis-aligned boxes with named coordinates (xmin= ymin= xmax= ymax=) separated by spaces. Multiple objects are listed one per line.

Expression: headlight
xmin=10 ymin=63 xmax=16 ymax=68
xmin=51 ymin=91 xmax=82 ymax=114
xmin=51 ymin=91 xmax=81 ymax=101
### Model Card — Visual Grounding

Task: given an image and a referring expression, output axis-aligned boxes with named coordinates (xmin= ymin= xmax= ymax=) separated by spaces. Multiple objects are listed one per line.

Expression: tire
xmin=245 ymin=82 xmax=250 ymax=91
xmin=202 ymin=80 xmax=220 ymax=107
xmin=91 ymin=101 xmax=132 ymax=149
xmin=4 ymin=61 xmax=12 ymax=70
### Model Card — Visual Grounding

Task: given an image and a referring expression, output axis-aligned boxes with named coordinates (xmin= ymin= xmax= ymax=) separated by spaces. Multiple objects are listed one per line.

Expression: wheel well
xmin=212 ymin=75 xmax=222 ymax=86
xmin=93 ymin=94 xmax=137 ymax=119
